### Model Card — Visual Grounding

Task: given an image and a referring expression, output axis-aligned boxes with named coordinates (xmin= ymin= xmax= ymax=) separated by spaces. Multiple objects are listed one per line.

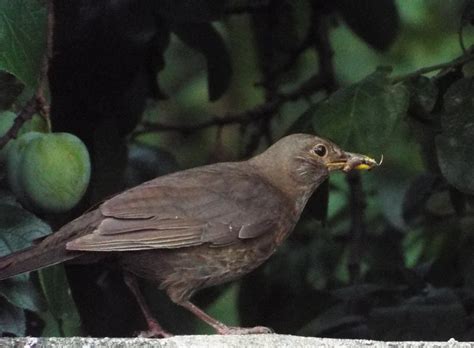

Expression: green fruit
xmin=21 ymin=133 xmax=91 ymax=213
xmin=7 ymin=132 xmax=91 ymax=213
xmin=7 ymin=132 xmax=44 ymax=202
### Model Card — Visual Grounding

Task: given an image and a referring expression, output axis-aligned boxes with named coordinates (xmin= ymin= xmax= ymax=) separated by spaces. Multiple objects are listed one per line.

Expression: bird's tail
xmin=0 ymin=209 xmax=101 ymax=280
xmin=0 ymin=244 xmax=74 ymax=280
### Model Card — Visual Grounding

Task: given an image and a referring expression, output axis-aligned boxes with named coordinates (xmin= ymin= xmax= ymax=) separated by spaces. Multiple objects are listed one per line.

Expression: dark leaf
xmin=334 ymin=0 xmax=399 ymax=51
xmin=0 ymin=0 xmax=47 ymax=88
xmin=172 ymin=23 xmax=232 ymax=101
xmin=286 ymin=107 xmax=315 ymax=135
xmin=402 ymin=173 xmax=440 ymax=224
xmin=312 ymin=68 xmax=409 ymax=155
xmin=148 ymin=24 xmax=171 ymax=100
xmin=369 ymin=288 xmax=466 ymax=340
xmin=157 ymin=0 xmax=269 ymax=22
xmin=0 ymin=277 xmax=46 ymax=312
xmin=298 ymin=304 xmax=366 ymax=337
xmin=0 ymin=204 xmax=51 ymax=258
xmin=332 ymin=283 xmax=387 ymax=301
xmin=449 ymin=187 xmax=466 ymax=216
xmin=408 ymin=76 xmax=439 ymax=116
xmin=38 ymin=265 xmax=82 ymax=336
xmin=0 ymin=190 xmax=20 ymax=207
xmin=252 ymin=0 xmax=300 ymax=81
xmin=0 ymin=298 xmax=25 ymax=336
xmin=157 ymin=1 xmax=227 ymax=22
xmin=125 ymin=142 xmax=179 ymax=188
xmin=436 ymin=78 xmax=474 ymax=195
xmin=425 ymin=190 xmax=456 ymax=217
xmin=302 ymin=179 xmax=329 ymax=223
xmin=0 ymin=204 xmax=51 ymax=285
xmin=0 ymin=72 xmax=24 ymax=111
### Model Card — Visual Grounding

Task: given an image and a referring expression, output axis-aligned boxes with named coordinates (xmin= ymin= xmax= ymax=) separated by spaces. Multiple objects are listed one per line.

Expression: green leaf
xmin=39 ymin=310 xmax=62 ymax=337
xmin=0 ymin=297 xmax=25 ymax=336
xmin=0 ymin=204 xmax=51 ymax=258
xmin=172 ymin=23 xmax=232 ymax=101
xmin=0 ymin=0 xmax=47 ymax=88
xmin=312 ymin=68 xmax=409 ymax=155
xmin=436 ymin=77 xmax=474 ymax=195
xmin=0 ymin=277 xmax=46 ymax=311
xmin=38 ymin=265 xmax=82 ymax=337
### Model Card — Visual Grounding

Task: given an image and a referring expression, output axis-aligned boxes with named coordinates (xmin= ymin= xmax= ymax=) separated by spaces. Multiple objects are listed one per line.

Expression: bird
xmin=0 ymin=133 xmax=379 ymax=337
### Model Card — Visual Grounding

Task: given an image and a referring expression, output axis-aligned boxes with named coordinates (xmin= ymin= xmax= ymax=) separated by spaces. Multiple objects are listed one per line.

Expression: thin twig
xmin=0 ymin=98 xmax=39 ymax=149
xmin=392 ymin=47 xmax=474 ymax=83
xmin=134 ymin=70 xmax=326 ymax=136
xmin=0 ymin=0 xmax=54 ymax=150
xmin=137 ymin=99 xmax=280 ymax=135
xmin=36 ymin=0 xmax=54 ymax=120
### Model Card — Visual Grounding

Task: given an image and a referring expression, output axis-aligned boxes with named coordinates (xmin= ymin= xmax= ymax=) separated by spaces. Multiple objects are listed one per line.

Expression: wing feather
xmin=66 ymin=163 xmax=287 ymax=252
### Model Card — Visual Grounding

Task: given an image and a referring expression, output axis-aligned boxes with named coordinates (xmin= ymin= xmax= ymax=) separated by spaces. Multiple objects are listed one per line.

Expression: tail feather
xmin=0 ymin=209 xmax=102 ymax=280
xmin=0 ymin=244 xmax=76 ymax=280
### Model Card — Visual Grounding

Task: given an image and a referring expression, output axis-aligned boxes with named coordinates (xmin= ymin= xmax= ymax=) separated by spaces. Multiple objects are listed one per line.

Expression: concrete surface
xmin=0 ymin=335 xmax=471 ymax=348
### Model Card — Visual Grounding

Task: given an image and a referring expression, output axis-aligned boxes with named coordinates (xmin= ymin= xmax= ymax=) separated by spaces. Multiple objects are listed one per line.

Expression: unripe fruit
xmin=7 ymin=132 xmax=44 ymax=202
xmin=7 ymin=132 xmax=91 ymax=213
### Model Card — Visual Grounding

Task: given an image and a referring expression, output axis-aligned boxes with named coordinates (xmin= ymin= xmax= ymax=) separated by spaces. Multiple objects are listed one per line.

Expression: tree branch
xmin=138 ymin=98 xmax=280 ymax=134
xmin=135 ymin=70 xmax=329 ymax=136
xmin=0 ymin=0 xmax=54 ymax=150
xmin=392 ymin=46 xmax=474 ymax=83
xmin=136 ymin=9 xmax=338 ymax=138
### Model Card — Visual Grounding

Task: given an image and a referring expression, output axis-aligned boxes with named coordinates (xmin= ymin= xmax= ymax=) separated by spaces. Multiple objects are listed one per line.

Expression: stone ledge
xmin=0 ymin=335 xmax=470 ymax=348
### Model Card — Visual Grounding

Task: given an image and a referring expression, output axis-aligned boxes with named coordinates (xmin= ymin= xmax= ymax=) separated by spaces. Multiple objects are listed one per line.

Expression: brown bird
xmin=0 ymin=133 xmax=378 ymax=337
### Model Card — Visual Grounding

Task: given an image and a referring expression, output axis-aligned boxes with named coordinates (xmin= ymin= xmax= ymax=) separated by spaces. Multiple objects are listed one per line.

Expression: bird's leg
xmin=180 ymin=300 xmax=273 ymax=335
xmin=123 ymin=273 xmax=173 ymax=338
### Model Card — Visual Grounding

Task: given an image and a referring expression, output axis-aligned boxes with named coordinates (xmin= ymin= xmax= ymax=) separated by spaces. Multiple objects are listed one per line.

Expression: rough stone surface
xmin=0 ymin=336 xmax=471 ymax=348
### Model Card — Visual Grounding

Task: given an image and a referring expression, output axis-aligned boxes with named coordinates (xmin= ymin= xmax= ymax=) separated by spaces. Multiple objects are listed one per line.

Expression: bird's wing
xmin=66 ymin=164 xmax=289 ymax=252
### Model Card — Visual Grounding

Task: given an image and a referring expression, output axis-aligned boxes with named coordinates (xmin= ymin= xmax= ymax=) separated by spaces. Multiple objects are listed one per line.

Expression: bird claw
xmin=217 ymin=325 xmax=274 ymax=335
xmin=138 ymin=321 xmax=173 ymax=338
xmin=138 ymin=329 xmax=173 ymax=338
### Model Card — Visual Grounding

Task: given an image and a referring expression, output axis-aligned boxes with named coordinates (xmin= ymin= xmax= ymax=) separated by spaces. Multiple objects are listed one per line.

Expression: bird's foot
xmin=138 ymin=320 xmax=173 ymax=338
xmin=216 ymin=325 xmax=273 ymax=335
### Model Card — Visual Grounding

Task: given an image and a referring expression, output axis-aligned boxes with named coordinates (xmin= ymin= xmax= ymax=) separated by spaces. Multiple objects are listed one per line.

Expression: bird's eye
xmin=313 ymin=144 xmax=327 ymax=157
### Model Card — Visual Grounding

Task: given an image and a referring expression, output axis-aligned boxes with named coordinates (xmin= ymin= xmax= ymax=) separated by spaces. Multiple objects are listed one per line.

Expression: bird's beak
xmin=327 ymin=152 xmax=382 ymax=172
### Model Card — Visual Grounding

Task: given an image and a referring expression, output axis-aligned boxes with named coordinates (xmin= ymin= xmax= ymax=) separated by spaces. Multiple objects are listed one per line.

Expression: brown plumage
xmin=0 ymin=133 xmax=378 ymax=336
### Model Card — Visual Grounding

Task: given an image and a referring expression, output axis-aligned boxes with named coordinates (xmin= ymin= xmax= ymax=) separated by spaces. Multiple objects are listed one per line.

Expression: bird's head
xmin=250 ymin=133 xmax=380 ymax=196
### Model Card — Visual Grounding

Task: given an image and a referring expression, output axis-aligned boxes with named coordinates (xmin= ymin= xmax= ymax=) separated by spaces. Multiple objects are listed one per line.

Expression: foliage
xmin=1 ymin=0 xmax=474 ymax=340
xmin=0 ymin=0 xmax=46 ymax=88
